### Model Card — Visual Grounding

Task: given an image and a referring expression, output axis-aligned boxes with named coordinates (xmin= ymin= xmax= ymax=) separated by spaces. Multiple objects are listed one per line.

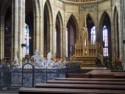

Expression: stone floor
xmin=0 ymin=91 xmax=18 ymax=94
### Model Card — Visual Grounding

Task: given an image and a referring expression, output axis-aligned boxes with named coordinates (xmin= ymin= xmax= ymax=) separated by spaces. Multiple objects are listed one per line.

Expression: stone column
xmin=60 ymin=27 xmax=63 ymax=58
xmin=50 ymin=23 xmax=54 ymax=58
xmin=39 ymin=0 xmax=44 ymax=57
xmin=34 ymin=5 xmax=40 ymax=51
xmin=121 ymin=0 xmax=125 ymax=69
xmin=19 ymin=0 xmax=25 ymax=64
xmin=62 ymin=26 xmax=66 ymax=59
xmin=0 ymin=16 xmax=4 ymax=59
xmin=12 ymin=0 xmax=25 ymax=64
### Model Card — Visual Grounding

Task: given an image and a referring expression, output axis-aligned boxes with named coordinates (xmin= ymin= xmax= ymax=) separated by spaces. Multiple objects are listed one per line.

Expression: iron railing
xmin=0 ymin=62 xmax=80 ymax=90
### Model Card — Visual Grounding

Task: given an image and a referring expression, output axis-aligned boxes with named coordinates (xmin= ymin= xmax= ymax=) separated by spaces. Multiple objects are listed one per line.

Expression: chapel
xmin=0 ymin=0 xmax=125 ymax=93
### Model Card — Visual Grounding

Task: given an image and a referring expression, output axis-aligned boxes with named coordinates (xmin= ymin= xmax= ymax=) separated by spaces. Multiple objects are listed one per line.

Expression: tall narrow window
xmin=103 ymin=25 xmax=108 ymax=56
xmin=91 ymin=26 xmax=96 ymax=44
xmin=55 ymin=28 xmax=57 ymax=54
xmin=66 ymin=28 xmax=68 ymax=57
xmin=24 ymin=23 xmax=30 ymax=55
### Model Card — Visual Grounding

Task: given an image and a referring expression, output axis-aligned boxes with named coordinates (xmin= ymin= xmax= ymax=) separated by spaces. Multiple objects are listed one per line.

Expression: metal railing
xmin=0 ymin=62 xmax=80 ymax=90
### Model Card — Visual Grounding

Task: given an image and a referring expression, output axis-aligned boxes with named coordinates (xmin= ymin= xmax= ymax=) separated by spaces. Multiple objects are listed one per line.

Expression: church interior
xmin=0 ymin=0 xmax=125 ymax=94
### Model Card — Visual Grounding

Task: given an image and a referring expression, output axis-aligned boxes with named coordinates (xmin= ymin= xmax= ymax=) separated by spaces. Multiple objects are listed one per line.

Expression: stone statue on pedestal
xmin=31 ymin=50 xmax=45 ymax=68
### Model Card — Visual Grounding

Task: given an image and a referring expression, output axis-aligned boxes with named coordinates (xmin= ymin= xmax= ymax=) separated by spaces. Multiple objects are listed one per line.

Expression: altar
xmin=74 ymin=27 xmax=97 ymax=69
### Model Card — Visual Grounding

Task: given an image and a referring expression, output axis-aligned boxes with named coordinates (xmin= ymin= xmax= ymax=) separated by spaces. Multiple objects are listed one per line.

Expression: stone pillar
xmin=20 ymin=0 xmax=25 ymax=63
xmin=62 ymin=26 xmax=66 ymax=59
xmin=121 ymin=0 xmax=125 ymax=69
xmin=12 ymin=0 xmax=25 ymax=64
xmin=39 ymin=0 xmax=44 ymax=57
xmin=34 ymin=6 xmax=40 ymax=51
xmin=60 ymin=27 xmax=63 ymax=58
xmin=50 ymin=23 xmax=54 ymax=58
xmin=0 ymin=16 xmax=4 ymax=59
xmin=62 ymin=25 xmax=67 ymax=59
xmin=33 ymin=0 xmax=45 ymax=57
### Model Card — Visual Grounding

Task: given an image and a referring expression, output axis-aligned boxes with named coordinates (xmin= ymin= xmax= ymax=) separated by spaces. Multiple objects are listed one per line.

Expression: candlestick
xmin=85 ymin=15 xmax=86 ymax=27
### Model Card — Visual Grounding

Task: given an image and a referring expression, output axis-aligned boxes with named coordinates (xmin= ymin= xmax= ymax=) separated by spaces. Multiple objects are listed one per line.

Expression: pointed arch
xmin=0 ymin=0 xmax=12 ymax=59
xmin=55 ymin=11 xmax=63 ymax=26
xmin=1 ymin=0 xmax=11 ymax=16
xmin=44 ymin=0 xmax=53 ymax=24
xmin=67 ymin=14 xmax=78 ymax=32
xmin=86 ymin=14 xmax=95 ymax=43
xmin=4 ymin=6 xmax=12 ymax=58
xmin=55 ymin=11 xmax=63 ymax=58
xmin=100 ymin=11 xmax=111 ymax=28
xmin=44 ymin=0 xmax=53 ymax=57
xmin=66 ymin=14 xmax=78 ymax=58
xmin=25 ymin=0 xmax=34 ymax=56
xmin=99 ymin=11 xmax=112 ymax=61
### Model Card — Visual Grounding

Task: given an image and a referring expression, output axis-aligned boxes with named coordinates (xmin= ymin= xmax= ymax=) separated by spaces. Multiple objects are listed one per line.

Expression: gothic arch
xmin=86 ymin=14 xmax=95 ymax=41
xmin=55 ymin=11 xmax=63 ymax=58
xmin=1 ymin=0 xmax=11 ymax=16
xmin=66 ymin=14 xmax=78 ymax=57
xmin=25 ymin=0 xmax=34 ymax=56
xmin=99 ymin=11 xmax=111 ymax=28
xmin=26 ymin=0 xmax=42 ymax=55
xmin=44 ymin=0 xmax=53 ymax=57
xmin=0 ymin=0 xmax=12 ymax=59
xmin=55 ymin=11 xmax=63 ymax=26
xmin=86 ymin=14 xmax=95 ymax=26
xmin=99 ymin=11 xmax=112 ymax=61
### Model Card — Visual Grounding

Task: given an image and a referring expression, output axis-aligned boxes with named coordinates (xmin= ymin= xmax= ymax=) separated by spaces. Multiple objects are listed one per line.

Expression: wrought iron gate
xmin=22 ymin=63 xmax=34 ymax=87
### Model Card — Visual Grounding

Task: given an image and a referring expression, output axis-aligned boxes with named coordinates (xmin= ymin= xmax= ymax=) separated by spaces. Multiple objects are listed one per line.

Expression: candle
xmin=85 ymin=15 xmax=86 ymax=27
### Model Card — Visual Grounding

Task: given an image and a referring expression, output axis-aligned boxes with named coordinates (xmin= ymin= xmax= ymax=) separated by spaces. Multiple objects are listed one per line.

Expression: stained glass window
xmin=91 ymin=26 xmax=96 ymax=44
xmin=66 ymin=28 xmax=68 ymax=57
xmin=24 ymin=23 xmax=30 ymax=55
xmin=103 ymin=25 xmax=108 ymax=56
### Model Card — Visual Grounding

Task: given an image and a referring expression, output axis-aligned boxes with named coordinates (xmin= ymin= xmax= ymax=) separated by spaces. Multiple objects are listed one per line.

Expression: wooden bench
xmin=66 ymin=73 xmax=89 ymax=78
xmin=111 ymin=71 xmax=125 ymax=78
xmin=55 ymin=78 xmax=125 ymax=82
xmin=19 ymin=87 xmax=125 ymax=94
xmin=47 ymin=80 xmax=125 ymax=85
xmin=35 ymin=83 xmax=125 ymax=90
xmin=66 ymin=73 xmax=115 ymax=78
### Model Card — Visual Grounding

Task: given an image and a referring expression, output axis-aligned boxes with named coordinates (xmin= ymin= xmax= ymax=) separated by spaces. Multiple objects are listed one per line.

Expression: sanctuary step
xmin=75 ymin=57 xmax=97 ymax=69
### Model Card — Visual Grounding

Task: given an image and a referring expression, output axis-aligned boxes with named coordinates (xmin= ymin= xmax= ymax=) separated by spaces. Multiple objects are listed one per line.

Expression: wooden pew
xmin=66 ymin=70 xmax=125 ymax=78
xmin=111 ymin=71 xmax=125 ymax=78
xmin=66 ymin=73 xmax=115 ymax=78
xmin=55 ymin=78 xmax=125 ymax=82
xmin=47 ymin=80 xmax=125 ymax=85
xmin=19 ymin=87 xmax=125 ymax=94
xmin=35 ymin=83 xmax=125 ymax=90
xmin=66 ymin=73 xmax=89 ymax=78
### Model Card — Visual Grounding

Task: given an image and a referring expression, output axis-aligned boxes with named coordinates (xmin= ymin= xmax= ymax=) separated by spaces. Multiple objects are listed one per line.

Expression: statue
xmin=12 ymin=58 xmax=20 ymax=68
xmin=47 ymin=52 xmax=52 ymax=60
xmin=31 ymin=50 xmax=45 ymax=67
xmin=46 ymin=52 xmax=53 ymax=69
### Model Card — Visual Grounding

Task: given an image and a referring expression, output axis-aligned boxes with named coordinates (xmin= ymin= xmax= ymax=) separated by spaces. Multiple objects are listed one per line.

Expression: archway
xmin=44 ymin=1 xmax=52 ymax=57
xmin=66 ymin=15 xmax=77 ymax=58
xmin=100 ymin=12 xmax=111 ymax=61
xmin=86 ymin=14 xmax=96 ymax=44
xmin=25 ymin=0 xmax=34 ymax=56
xmin=4 ymin=6 xmax=12 ymax=59
xmin=55 ymin=12 xmax=63 ymax=58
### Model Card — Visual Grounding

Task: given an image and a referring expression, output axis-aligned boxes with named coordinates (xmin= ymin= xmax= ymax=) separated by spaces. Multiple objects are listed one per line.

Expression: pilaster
xmin=12 ymin=0 xmax=25 ymax=64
